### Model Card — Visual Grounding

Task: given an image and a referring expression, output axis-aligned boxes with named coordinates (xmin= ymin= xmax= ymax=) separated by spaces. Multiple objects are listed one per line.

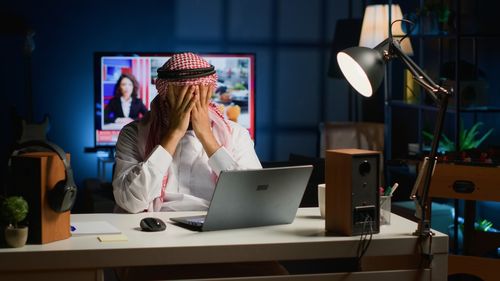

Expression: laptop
xmin=170 ymin=165 xmax=313 ymax=231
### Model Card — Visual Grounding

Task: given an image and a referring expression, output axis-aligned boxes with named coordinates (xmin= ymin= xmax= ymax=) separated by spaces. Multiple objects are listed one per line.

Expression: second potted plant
xmin=1 ymin=196 xmax=29 ymax=248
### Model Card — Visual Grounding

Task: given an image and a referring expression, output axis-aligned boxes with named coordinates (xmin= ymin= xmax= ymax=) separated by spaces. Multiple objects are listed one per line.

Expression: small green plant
xmin=1 ymin=196 xmax=28 ymax=228
xmin=423 ymin=122 xmax=494 ymax=152
xmin=476 ymin=219 xmax=494 ymax=232
xmin=459 ymin=218 xmax=495 ymax=232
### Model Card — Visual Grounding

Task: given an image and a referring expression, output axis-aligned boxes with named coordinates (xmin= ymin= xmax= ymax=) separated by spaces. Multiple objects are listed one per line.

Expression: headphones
xmin=10 ymin=140 xmax=77 ymax=213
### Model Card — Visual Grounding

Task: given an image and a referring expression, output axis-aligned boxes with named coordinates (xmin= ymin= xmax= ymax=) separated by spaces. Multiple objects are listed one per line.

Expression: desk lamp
xmin=336 ymin=20 xmax=452 ymax=238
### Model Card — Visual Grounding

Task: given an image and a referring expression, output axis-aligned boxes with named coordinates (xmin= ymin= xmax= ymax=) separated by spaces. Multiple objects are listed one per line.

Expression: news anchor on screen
xmin=104 ymin=73 xmax=148 ymax=125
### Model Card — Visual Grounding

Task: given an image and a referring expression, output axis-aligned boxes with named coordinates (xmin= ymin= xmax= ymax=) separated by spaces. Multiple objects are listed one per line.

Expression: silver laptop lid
xmin=202 ymin=165 xmax=313 ymax=231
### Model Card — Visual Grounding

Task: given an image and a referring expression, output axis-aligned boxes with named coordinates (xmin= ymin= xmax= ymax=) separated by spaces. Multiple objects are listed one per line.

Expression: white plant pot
xmin=4 ymin=225 xmax=28 ymax=248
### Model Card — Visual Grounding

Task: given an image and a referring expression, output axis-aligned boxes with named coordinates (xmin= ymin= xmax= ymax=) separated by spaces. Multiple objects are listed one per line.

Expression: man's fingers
xmin=166 ymin=86 xmax=175 ymax=108
xmin=203 ymin=85 xmax=210 ymax=105
xmin=196 ymin=85 xmax=211 ymax=105
xmin=175 ymin=85 xmax=190 ymax=108
xmin=205 ymin=85 xmax=213 ymax=104
xmin=191 ymin=86 xmax=201 ymax=112
xmin=187 ymin=96 xmax=197 ymax=113
xmin=194 ymin=85 xmax=201 ymax=101
xmin=181 ymin=86 xmax=196 ymax=112
xmin=165 ymin=84 xmax=215 ymax=115
xmin=196 ymin=85 xmax=203 ymax=105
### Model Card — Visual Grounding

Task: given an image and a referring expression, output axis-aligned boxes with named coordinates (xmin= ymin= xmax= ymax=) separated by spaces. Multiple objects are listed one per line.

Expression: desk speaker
xmin=10 ymin=152 xmax=71 ymax=244
xmin=325 ymin=149 xmax=380 ymax=236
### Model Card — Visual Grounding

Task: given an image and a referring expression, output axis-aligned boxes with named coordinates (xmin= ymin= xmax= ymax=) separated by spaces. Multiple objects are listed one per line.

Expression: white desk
xmin=0 ymin=208 xmax=448 ymax=281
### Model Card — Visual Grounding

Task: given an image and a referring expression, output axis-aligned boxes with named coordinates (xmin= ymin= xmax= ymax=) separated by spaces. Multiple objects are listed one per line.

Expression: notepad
xmin=71 ymin=221 xmax=121 ymax=236
xmin=98 ymin=234 xmax=128 ymax=242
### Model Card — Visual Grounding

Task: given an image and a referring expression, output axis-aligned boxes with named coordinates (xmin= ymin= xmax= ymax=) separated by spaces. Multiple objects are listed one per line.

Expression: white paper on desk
xmin=71 ymin=221 xmax=121 ymax=236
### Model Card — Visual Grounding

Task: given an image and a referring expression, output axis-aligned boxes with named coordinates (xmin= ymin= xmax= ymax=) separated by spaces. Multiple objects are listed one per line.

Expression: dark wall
xmin=1 ymin=0 xmax=364 ymax=185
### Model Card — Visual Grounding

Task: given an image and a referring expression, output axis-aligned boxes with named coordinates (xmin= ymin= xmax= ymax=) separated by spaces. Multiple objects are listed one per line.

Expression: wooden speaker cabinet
xmin=325 ymin=149 xmax=380 ymax=236
xmin=11 ymin=152 xmax=71 ymax=244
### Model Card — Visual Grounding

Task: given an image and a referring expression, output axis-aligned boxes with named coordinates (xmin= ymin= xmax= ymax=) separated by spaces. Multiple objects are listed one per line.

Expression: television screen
xmin=94 ymin=52 xmax=255 ymax=147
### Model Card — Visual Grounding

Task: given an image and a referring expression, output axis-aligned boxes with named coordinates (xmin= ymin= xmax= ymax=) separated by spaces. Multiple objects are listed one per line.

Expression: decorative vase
xmin=4 ymin=225 xmax=28 ymax=248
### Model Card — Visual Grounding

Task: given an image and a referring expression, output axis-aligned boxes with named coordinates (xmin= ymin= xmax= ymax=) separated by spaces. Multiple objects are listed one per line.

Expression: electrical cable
xmin=389 ymin=19 xmax=416 ymax=45
xmin=356 ymin=214 xmax=374 ymax=270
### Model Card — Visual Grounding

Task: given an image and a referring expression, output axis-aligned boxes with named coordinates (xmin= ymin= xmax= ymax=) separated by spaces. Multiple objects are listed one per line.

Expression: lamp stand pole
xmin=412 ymin=94 xmax=449 ymax=238
xmin=387 ymin=40 xmax=452 ymax=239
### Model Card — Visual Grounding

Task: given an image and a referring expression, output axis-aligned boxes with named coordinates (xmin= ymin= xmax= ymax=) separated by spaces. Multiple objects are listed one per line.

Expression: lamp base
xmin=413 ymin=219 xmax=434 ymax=238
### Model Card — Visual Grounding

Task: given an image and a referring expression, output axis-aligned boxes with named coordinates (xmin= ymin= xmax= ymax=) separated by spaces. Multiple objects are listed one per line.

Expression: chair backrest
xmin=319 ymin=122 xmax=384 ymax=157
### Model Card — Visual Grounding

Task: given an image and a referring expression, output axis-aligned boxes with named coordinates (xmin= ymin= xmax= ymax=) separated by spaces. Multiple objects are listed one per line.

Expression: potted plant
xmin=1 ymin=196 xmax=29 ymax=247
xmin=423 ymin=121 xmax=494 ymax=153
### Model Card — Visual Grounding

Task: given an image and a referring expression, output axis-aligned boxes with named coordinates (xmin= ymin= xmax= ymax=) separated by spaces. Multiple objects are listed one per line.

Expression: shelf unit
xmin=385 ymin=1 xmax=500 ymax=161
xmin=386 ymin=0 xmax=500 ymax=278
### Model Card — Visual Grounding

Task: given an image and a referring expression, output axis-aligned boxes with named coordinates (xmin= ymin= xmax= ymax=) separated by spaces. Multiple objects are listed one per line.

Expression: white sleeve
xmin=208 ymin=122 xmax=262 ymax=175
xmin=112 ymin=123 xmax=172 ymax=213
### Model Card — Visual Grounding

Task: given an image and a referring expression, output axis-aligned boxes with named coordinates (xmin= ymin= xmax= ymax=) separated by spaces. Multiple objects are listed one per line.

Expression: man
xmin=112 ymin=52 xmax=287 ymax=279
xmin=113 ymin=52 xmax=261 ymax=213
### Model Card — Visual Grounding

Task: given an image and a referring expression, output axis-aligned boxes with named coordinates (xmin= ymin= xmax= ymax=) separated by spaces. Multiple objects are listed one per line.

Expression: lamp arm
xmin=389 ymin=41 xmax=450 ymax=104
xmin=388 ymin=40 xmax=452 ymax=238
xmin=389 ymin=41 xmax=451 ymax=237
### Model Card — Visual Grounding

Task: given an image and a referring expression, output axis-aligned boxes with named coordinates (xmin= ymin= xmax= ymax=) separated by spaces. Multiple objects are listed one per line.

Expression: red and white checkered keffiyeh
xmin=146 ymin=52 xmax=232 ymax=212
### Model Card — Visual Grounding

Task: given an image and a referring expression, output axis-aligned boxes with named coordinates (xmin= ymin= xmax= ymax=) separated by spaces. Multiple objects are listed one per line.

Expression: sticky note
xmin=98 ymin=234 xmax=128 ymax=242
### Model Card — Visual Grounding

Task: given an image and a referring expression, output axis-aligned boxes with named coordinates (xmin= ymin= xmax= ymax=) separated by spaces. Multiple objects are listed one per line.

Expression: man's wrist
xmin=198 ymin=133 xmax=221 ymax=157
xmin=165 ymin=126 xmax=187 ymax=140
xmin=160 ymin=130 xmax=184 ymax=155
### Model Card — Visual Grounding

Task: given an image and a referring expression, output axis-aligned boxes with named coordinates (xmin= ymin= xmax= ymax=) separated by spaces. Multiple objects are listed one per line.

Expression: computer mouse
xmin=140 ymin=217 xmax=166 ymax=232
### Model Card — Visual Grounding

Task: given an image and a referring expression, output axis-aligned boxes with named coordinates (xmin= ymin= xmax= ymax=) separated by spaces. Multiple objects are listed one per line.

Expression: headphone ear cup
xmin=48 ymin=180 xmax=77 ymax=213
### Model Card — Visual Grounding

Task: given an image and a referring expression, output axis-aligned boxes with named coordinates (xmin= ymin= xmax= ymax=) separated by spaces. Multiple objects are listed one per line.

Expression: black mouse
xmin=140 ymin=217 xmax=166 ymax=232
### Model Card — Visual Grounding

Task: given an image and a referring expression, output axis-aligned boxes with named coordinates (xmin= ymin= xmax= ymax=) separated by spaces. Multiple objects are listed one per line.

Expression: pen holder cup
xmin=380 ymin=195 xmax=392 ymax=225
xmin=318 ymin=184 xmax=326 ymax=219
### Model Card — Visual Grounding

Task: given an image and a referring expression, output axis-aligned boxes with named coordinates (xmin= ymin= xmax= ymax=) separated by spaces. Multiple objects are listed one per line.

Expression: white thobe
xmin=112 ymin=121 xmax=262 ymax=213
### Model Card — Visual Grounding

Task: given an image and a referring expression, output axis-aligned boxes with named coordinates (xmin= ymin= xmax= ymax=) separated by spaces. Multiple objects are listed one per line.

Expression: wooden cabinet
xmin=429 ymin=163 xmax=500 ymax=279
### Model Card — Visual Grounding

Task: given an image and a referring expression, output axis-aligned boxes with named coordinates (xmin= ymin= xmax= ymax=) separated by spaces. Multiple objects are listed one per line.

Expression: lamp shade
xmin=359 ymin=4 xmax=413 ymax=56
xmin=336 ymin=46 xmax=385 ymax=97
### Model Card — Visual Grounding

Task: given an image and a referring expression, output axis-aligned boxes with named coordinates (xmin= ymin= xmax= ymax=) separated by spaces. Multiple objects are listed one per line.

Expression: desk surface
xmin=0 ymin=208 xmax=448 ymax=272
